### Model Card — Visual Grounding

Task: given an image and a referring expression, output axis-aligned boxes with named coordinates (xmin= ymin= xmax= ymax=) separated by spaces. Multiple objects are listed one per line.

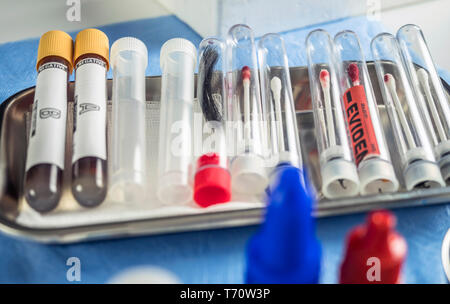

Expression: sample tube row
xmin=23 ymin=23 xmax=449 ymax=213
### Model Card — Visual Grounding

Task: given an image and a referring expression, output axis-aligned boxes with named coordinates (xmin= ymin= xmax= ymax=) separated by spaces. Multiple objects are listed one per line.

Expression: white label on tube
xmin=72 ymin=58 xmax=107 ymax=163
xmin=26 ymin=62 xmax=68 ymax=171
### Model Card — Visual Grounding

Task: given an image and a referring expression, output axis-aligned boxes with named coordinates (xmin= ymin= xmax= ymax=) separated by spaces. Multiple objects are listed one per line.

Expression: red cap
xmin=194 ymin=153 xmax=231 ymax=208
xmin=339 ymin=210 xmax=407 ymax=284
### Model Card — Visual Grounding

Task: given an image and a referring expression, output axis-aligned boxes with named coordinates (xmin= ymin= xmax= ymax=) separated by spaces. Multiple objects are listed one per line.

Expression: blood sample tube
xmin=397 ymin=24 xmax=450 ymax=183
xmin=194 ymin=38 xmax=231 ymax=207
xmin=258 ymin=33 xmax=305 ymax=188
xmin=371 ymin=33 xmax=444 ymax=190
xmin=72 ymin=29 xmax=109 ymax=207
xmin=334 ymin=31 xmax=399 ymax=195
xmin=306 ymin=29 xmax=360 ymax=198
xmin=226 ymin=24 xmax=268 ymax=195
xmin=109 ymin=37 xmax=148 ymax=203
xmin=24 ymin=30 xmax=73 ymax=213
xmin=157 ymin=38 xmax=197 ymax=205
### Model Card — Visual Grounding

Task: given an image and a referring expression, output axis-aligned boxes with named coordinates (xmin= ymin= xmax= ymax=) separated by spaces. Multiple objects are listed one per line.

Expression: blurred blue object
xmin=246 ymin=166 xmax=321 ymax=283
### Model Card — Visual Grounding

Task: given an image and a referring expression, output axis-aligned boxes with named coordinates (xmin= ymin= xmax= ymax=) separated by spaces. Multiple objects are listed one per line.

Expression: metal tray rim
xmin=0 ymin=64 xmax=449 ymax=243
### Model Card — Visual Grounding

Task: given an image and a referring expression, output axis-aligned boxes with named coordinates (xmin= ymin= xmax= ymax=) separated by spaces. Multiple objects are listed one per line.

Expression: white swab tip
xmin=270 ymin=76 xmax=282 ymax=93
xmin=417 ymin=68 xmax=429 ymax=83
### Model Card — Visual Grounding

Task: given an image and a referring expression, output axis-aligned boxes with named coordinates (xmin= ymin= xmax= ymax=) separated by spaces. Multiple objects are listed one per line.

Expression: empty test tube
xmin=334 ymin=30 xmax=399 ymax=195
xmin=194 ymin=38 xmax=231 ymax=207
xmin=157 ymin=38 xmax=197 ymax=205
xmin=109 ymin=37 xmax=148 ymax=203
xmin=306 ymin=29 xmax=359 ymax=198
xmin=258 ymin=33 xmax=305 ymax=187
xmin=371 ymin=33 xmax=444 ymax=190
xmin=397 ymin=24 xmax=450 ymax=183
xmin=226 ymin=24 xmax=268 ymax=195
xmin=72 ymin=29 xmax=109 ymax=207
xmin=24 ymin=31 xmax=73 ymax=212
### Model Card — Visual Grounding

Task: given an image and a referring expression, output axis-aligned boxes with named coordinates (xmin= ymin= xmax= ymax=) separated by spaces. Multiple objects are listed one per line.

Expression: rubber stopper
xmin=194 ymin=153 xmax=231 ymax=208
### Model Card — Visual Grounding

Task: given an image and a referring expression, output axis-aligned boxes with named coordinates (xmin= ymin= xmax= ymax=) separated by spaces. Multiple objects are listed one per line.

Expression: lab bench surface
xmin=0 ymin=15 xmax=448 ymax=283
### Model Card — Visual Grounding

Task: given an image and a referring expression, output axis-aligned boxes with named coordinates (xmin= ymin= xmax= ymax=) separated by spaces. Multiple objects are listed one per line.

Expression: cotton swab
xmin=417 ymin=68 xmax=447 ymax=142
xmin=319 ymin=69 xmax=336 ymax=147
xmin=242 ymin=66 xmax=252 ymax=144
xmin=270 ymin=76 xmax=285 ymax=150
xmin=348 ymin=63 xmax=360 ymax=86
xmin=384 ymin=73 xmax=416 ymax=148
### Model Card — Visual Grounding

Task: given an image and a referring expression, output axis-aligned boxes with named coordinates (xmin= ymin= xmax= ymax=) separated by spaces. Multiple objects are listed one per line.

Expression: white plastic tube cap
xmin=160 ymin=38 xmax=197 ymax=70
xmin=404 ymin=160 xmax=445 ymax=190
xmin=110 ymin=37 xmax=148 ymax=69
xmin=359 ymin=158 xmax=399 ymax=195
xmin=321 ymin=158 xmax=360 ymax=199
xmin=230 ymin=154 xmax=268 ymax=195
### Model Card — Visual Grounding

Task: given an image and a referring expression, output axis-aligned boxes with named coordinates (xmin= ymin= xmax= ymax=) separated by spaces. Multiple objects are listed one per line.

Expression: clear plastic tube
xmin=157 ymin=38 xmax=197 ymax=205
xmin=371 ymin=33 xmax=444 ymax=190
xmin=109 ymin=37 xmax=148 ymax=203
xmin=334 ymin=30 xmax=399 ymax=195
xmin=194 ymin=37 xmax=231 ymax=207
xmin=397 ymin=24 xmax=450 ymax=183
xmin=258 ymin=33 xmax=305 ymax=185
xmin=226 ymin=24 xmax=268 ymax=195
xmin=306 ymin=29 xmax=359 ymax=198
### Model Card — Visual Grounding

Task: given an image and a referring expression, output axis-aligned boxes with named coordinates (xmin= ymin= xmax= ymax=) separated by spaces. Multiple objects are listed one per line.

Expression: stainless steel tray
xmin=0 ymin=63 xmax=449 ymax=243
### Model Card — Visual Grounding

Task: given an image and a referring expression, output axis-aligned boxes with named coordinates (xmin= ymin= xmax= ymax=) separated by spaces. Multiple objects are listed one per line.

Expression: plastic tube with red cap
xmin=194 ymin=38 xmax=231 ymax=207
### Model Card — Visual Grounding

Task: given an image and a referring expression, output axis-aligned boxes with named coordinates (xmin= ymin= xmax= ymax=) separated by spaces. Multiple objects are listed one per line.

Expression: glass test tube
xmin=24 ymin=31 xmax=72 ymax=213
xmin=306 ymin=29 xmax=359 ymax=199
xmin=334 ymin=30 xmax=399 ymax=195
xmin=397 ymin=24 xmax=450 ymax=183
xmin=72 ymin=29 xmax=109 ymax=207
xmin=371 ymin=33 xmax=444 ymax=190
xmin=226 ymin=24 xmax=268 ymax=195
xmin=109 ymin=37 xmax=148 ymax=203
xmin=258 ymin=33 xmax=305 ymax=186
xmin=194 ymin=38 xmax=231 ymax=207
xmin=157 ymin=38 xmax=197 ymax=205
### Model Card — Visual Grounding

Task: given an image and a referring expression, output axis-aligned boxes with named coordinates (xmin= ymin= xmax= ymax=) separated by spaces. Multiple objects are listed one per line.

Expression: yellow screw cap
xmin=74 ymin=28 xmax=109 ymax=69
xmin=36 ymin=30 xmax=74 ymax=72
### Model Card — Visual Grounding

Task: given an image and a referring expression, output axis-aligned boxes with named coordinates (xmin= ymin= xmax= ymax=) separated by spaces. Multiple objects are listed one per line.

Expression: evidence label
xmin=343 ymin=85 xmax=380 ymax=166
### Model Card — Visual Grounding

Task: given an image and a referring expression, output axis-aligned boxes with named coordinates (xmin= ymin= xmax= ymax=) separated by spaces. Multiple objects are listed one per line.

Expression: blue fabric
xmin=0 ymin=16 xmax=449 ymax=284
